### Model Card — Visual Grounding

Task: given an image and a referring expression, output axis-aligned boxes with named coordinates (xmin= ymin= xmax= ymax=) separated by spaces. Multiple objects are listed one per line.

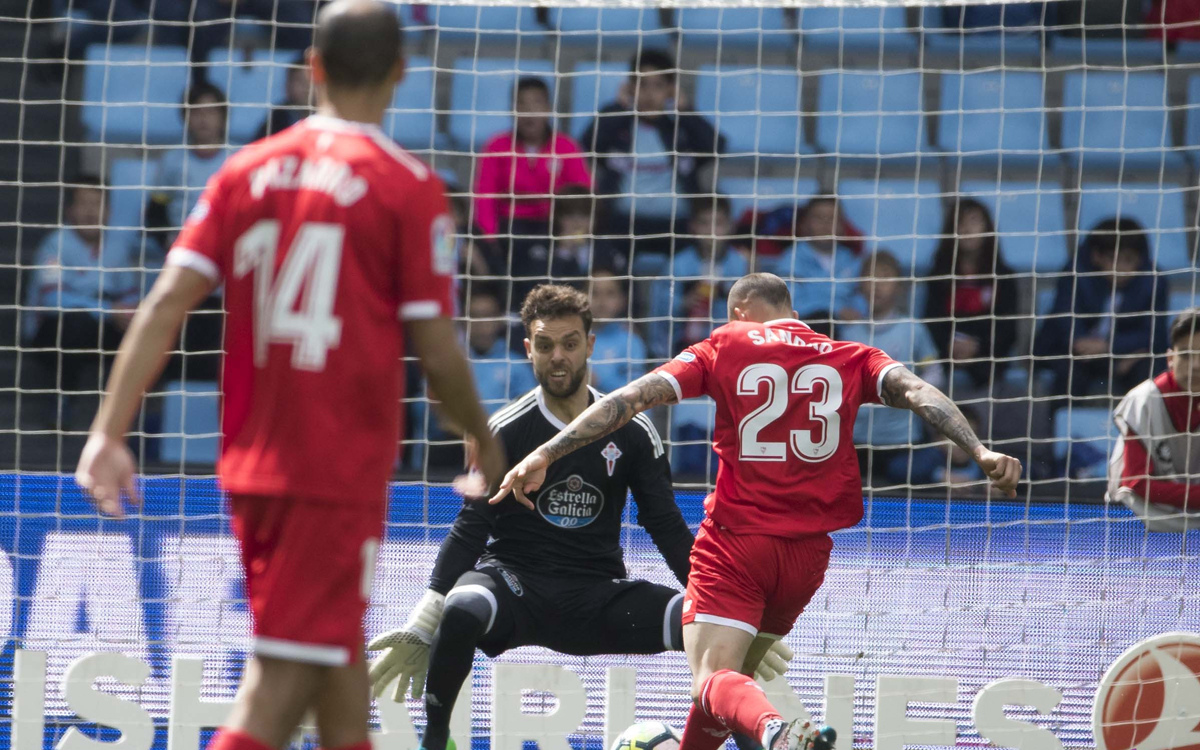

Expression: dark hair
xmin=314 ymin=0 xmax=403 ymax=88
xmin=1171 ymin=308 xmax=1200 ymax=348
xmin=551 ymin=184 xmax=594 ymax=234
xmin=728 ymin=273 xmax=792 ymax=312
xmin=182 ymin=81 xmax=227 ymax=115
xmin=467 ymin=283 xmax=503 ymax=307
xmin=514 ymin=76 xmax=550 ymax=100
xmin=1083 ymin=217 xmax=1149 ymax=266
xmin=863 ymin=249 xmax=902 ymax=277
xmin=73 ymin=174 xmax=104 ymax=192
xmin=630 ymin=49 xmax=676 ymax=79
xmin=930 ymin=197 xmax=1007 ymax=278
xmin=691 ymin=195 xmax=732 ymax=219
xmin=520 ymin=284 xmax=593 ymax=336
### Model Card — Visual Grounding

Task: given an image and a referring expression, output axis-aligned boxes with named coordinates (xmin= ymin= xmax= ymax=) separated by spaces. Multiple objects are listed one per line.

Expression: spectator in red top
xmin=1146 ymin=0 xmax=1200 ymax=42
xmin=923 ymin=198 xmax=1018 ymax=392
xmin=1108 ymin=308 xmax=1200 ymax=531
xmin=473 ymin=77 xmax=592 ymax=238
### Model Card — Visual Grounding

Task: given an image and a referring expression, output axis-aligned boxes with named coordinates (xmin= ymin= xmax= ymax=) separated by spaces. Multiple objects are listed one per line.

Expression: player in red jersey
xmin=74 ymin=3 xmax=504 ymax=750
xmin=492 ymin=273 xmax=1021 ymax=750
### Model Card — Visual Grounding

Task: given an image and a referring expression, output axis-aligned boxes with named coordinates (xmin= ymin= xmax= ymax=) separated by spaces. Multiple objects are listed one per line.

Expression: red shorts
xmin=229 ymin=494 xmax=384 ymax=666
xmin=683 ymin=518 xmax=832 ymax=638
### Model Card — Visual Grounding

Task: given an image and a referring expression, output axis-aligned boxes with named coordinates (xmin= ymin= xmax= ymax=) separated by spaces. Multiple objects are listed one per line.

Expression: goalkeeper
xmin=368 ymin=285 xmax=793 ymax=750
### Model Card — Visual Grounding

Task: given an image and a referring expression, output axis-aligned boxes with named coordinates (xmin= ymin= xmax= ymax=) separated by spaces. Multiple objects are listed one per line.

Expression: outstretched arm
xmin=879 ymin=365 xmax=1022 ymax=497
xmin=488 ymin=372 xmax=678 ymax=508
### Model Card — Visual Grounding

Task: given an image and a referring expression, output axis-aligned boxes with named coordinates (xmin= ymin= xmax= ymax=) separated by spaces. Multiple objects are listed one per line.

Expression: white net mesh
xmin=1 ymin=2 xmax=1199 ymax=749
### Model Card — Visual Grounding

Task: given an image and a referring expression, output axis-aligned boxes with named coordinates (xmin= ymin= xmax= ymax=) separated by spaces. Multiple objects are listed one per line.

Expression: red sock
xmin=679 ymin=702 xmax=732 ymax=750
xmin=700 ymin=670 xmax=782 ymax=742
xmin=207 ymin=729 xmax=275 ymax=750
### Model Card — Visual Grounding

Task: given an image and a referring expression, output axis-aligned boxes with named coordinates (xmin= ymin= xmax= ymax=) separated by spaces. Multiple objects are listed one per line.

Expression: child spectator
xmin=923 ymin=197 xmax=1019 ymax=392
xmin=1107 ymin=308 xmax=1200 ymax=531
xmin=763 ymin=195 xmax=863 ymax=325
xmin=1035 ymin=218 xmax=1169 ymax=402
xmin=589 ymin=270 xmax=649 ymax=394
xmin=839 ymin=250 xmax=945 ymax=486
xmin=473 ymin=77 xmax=591 ymax=239
xmin=253 ymin=62 xmax=313 ymax=141
xmin=466 ymin=285 xmax=537 ymax=411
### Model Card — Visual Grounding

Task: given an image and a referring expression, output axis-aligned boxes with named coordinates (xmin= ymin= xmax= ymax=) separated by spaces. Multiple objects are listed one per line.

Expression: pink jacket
xmin=472 ymin=131 xmax=593 ymax=236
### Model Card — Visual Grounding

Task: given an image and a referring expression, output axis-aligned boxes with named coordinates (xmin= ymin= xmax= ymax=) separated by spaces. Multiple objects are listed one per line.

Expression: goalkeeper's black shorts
xmin=451 ymin=564 xmax=681 ymax=658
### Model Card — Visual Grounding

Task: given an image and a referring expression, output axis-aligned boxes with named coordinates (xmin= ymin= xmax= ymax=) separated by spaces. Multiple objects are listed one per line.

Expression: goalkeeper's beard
xmin=536 ymin=360 xmax=589 ymax=399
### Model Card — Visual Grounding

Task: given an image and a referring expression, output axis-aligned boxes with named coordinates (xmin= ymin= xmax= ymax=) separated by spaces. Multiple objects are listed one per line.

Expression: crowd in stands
xmin=24 ymin=5 xmax=1200 ymax=494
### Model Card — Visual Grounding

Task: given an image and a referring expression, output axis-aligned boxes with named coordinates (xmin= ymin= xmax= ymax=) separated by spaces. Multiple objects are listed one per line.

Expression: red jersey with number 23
xmin=655 ymin=318 xmax=901 ymax=537
xmin=166 ymin=115 xmax=456 ymax=505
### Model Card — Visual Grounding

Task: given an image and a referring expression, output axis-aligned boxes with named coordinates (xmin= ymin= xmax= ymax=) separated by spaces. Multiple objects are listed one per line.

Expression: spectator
xmin=23 ymin=177 xmax=138 ymax=406
xmin=146 ymin=82 xmax=232 ymax=254
xmin=649 ymin=195 xmax=750 ymax=356
xmin=1107 ymin=307 xmax=1200 ymax=531
xmin=253 ymin=62 xmax=313 ymax=141
xmin=447 ymin=184 xmax=499 ymax=279
xmin=763 ymin=195 xmax=863 ymax=325
xmin=583 ymin=49 xmax=723 ymax=265
xmin=465 ymin=284 xmax=537 ymax=413
xmin=839 ymin=251 xmax=945 ymax=486
xmin=923 ymin=198 xmax=1019 ymax=392
xmin=731 ymin=196 xmax=863 ymax=267
xmin=1146 ymin=0 xmax=1200 ymax=42
xmin=473 ymin=77 xmax=592 ymax=239
xmin=1035 ymin=218 xmax=1169 ymax=402
xmin=49 ymin=0 xmax=146 ymax=58
xmin=589 ymin=269 xmax=648 ymax=394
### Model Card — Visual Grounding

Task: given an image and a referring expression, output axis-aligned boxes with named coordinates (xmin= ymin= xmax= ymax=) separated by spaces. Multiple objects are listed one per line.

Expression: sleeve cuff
xmin=658 ymin=371 xmax=684 ymax=403
xmin=167 ymin=248 xmax=222 ymax=283
xmin=398 ymin=300 xmax=444 ymax=321
xmin=876 ymin=362 xmax=903 ymax=401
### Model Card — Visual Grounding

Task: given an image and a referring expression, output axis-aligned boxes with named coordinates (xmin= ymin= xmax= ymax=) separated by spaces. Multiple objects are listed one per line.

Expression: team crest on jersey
xmin=536 ymin=474 xmax=605 ymax=529
xmin=430 ymin=213 xmax=457 ymax=275
xmin=601 ymin=441 xmax=622 ymax=477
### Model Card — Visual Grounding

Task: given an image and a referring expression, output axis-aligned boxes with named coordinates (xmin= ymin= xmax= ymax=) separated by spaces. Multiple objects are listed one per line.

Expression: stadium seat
xmin=836 ymin=178 xmax=943 ymax=274
xmin=922 ymin=14 xmax=1045 ymax=59
xmin=677 ymin=7 xmax=795 ymax=49
xmin=81 ymin=44 xmax=189 ymax=145
xmin=1169 ymin=288 xmax=1200 ymax=326
xmin=567 ymin=60 xmax=628 ymax=140
xmin=693 ymin=66 xmax=809 ymax=156
xmin=815 ymin=71 xmax=932 ymax=158
xmin=1050 ymin=36 xmax=1169 ymax=67
xmin=160 ymin=380 xmax=220 ymax=466
xmin=798 ymin=7 xmax=918 ymax=54
xmin=959 ymin=178 xmax=1069 ymax=273
xmin=383 ymin=56 xmax=442 ymax=152
xmin=1076 ymin=183 xmax=1193 ymax=271
xmin=1061 ymin=71 xmax=1184 ymax=171
xmin=108 ymin=158 xmax=153 ymax=232
xmin=448 ymin=58 xmax=557 ymax=152
xmin=553 ymin=7 xmax=671 ymax=47
xmin=938 ymin=70 xmax=1049 ymax=163
xmin=1186 ymin=76 xmax=1200 ymax=151
xmin=206 ymin=50 xmax=296 ymax=144
xmin=1052 ymin=407 xmax=1116 ymax=479
xmin=718 ymin=175 xmax=822 ymax=222
xmin=426 ymin=5 xmax=545 ymax=40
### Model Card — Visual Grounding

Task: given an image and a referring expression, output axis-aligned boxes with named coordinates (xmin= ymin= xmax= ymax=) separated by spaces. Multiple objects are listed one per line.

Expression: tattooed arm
xmin=879 ymin=365 xmax=1023 ymax=497
xmin=489 ymin=373 xmax=678 ymax=508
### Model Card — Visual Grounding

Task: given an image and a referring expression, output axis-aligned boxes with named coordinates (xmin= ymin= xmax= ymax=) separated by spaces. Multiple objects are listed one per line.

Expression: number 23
xmin=737 ymin=363 xmax=843 ymax=462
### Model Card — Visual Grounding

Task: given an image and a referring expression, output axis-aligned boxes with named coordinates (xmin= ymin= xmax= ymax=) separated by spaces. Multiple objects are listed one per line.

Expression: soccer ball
xmin=610 ymin=721 xmax=681 ymax=750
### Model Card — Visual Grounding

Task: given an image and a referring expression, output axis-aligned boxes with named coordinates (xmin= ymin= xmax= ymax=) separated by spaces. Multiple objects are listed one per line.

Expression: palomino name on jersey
xmin=249 ymin=155 xmax=368 ymax=207
xmin=747 ymin=327 xmax=833 ymax=353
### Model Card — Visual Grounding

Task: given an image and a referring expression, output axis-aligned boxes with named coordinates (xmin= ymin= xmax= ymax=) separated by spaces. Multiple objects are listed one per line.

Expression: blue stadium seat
xmin=448 ymin=58 xmax=557 ymax=151
xmin=693 ymin=66 xmax=809 ymax=156
xmin=938 ymin=70 xmax=1049 ymax=163
xmin=815 ymin=71 xmax=931 ymax=158
xmin=718 ymin=175 xmax=821 ymax=222
xmin=206 ymin=50 xmax=296 ymax=144
xmin=160 ymin=380 xmax=220 ymax=466
xmin=108 ymin=158 xmax=153 ymax=232
xmin=1052 ymin=407 xmax=1116 ymax=479
xmin=920 ymin=7 xmax=1046 ymax=58
xmin=678 ymin=8 xmax=795 ymax=49
xmin=553 ymin=7 xmax=671 ymax=47
xmin=959 ymin=178 xmax=1069 ymax=273
xmin=1061 ymin=71 xmax=1184 ymax=171
xmin=836 ymin=178 xmax=943 ymax=273
xmin=1186 ymin=76 xmax=1200 ymax=151
xmin=1169 ymin=289 xmax=1200 ymax=327
xmin=427 ymin=5 xmax=544 ymax=40
xmin=1077 ymin=183 xmax=1192 ymax=271
xmin=1050 ymin=36 xmax=1169 ymax=67
xmin=567 ymin=60 xmax=628 ymax=140
xmin=383 ymin=56 xmax=442 ymax=152
xmin=798 ymin=7 xmax=918 ymax=53
xmin=81 ymin=44 xmax=189 ymax=145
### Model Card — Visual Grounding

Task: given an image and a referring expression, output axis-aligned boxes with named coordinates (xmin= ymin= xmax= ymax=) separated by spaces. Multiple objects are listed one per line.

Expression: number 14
xmin=738 ymin=363 xmax=843 ymax=462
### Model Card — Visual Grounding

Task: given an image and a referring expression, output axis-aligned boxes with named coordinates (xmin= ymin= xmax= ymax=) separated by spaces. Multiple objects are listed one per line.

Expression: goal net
xmin=2 ymin=2 xmax=1199 ymax=749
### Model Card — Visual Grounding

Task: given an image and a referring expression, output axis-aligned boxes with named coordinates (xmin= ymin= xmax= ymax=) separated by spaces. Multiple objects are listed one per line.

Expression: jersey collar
xmin=536 ymin=385 xmax=601 ymax=430
xmin=764 ymin=317 xmax=811 ymax=329
xmin=304 ymin=114 xmax=385 ymax=137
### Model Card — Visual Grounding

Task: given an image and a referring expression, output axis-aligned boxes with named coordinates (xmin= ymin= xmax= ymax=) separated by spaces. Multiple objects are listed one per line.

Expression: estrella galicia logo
xmin=536 ymin=474 xmax=605 ymax=529
xmin=499 ymin=568 xmax=523 ymax=597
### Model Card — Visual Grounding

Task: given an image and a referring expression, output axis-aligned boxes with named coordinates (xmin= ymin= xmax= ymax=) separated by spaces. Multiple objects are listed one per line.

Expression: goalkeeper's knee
xmin=441 ymin=586 xmax=495 ymax=640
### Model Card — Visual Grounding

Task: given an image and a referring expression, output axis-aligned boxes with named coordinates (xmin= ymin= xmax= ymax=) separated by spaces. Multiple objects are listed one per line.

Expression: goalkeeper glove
xmin=367 ymin=589 xmax=445 ymax=701
xmin=754 ymin=639 xmax=794 ymax=682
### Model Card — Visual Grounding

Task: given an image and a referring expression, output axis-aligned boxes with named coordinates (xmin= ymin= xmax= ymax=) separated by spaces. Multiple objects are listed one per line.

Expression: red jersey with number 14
xmin=655 ymin=318 xmax=900 ymax=537
xmin=166 ymin=115 xmax=456 ymax=505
